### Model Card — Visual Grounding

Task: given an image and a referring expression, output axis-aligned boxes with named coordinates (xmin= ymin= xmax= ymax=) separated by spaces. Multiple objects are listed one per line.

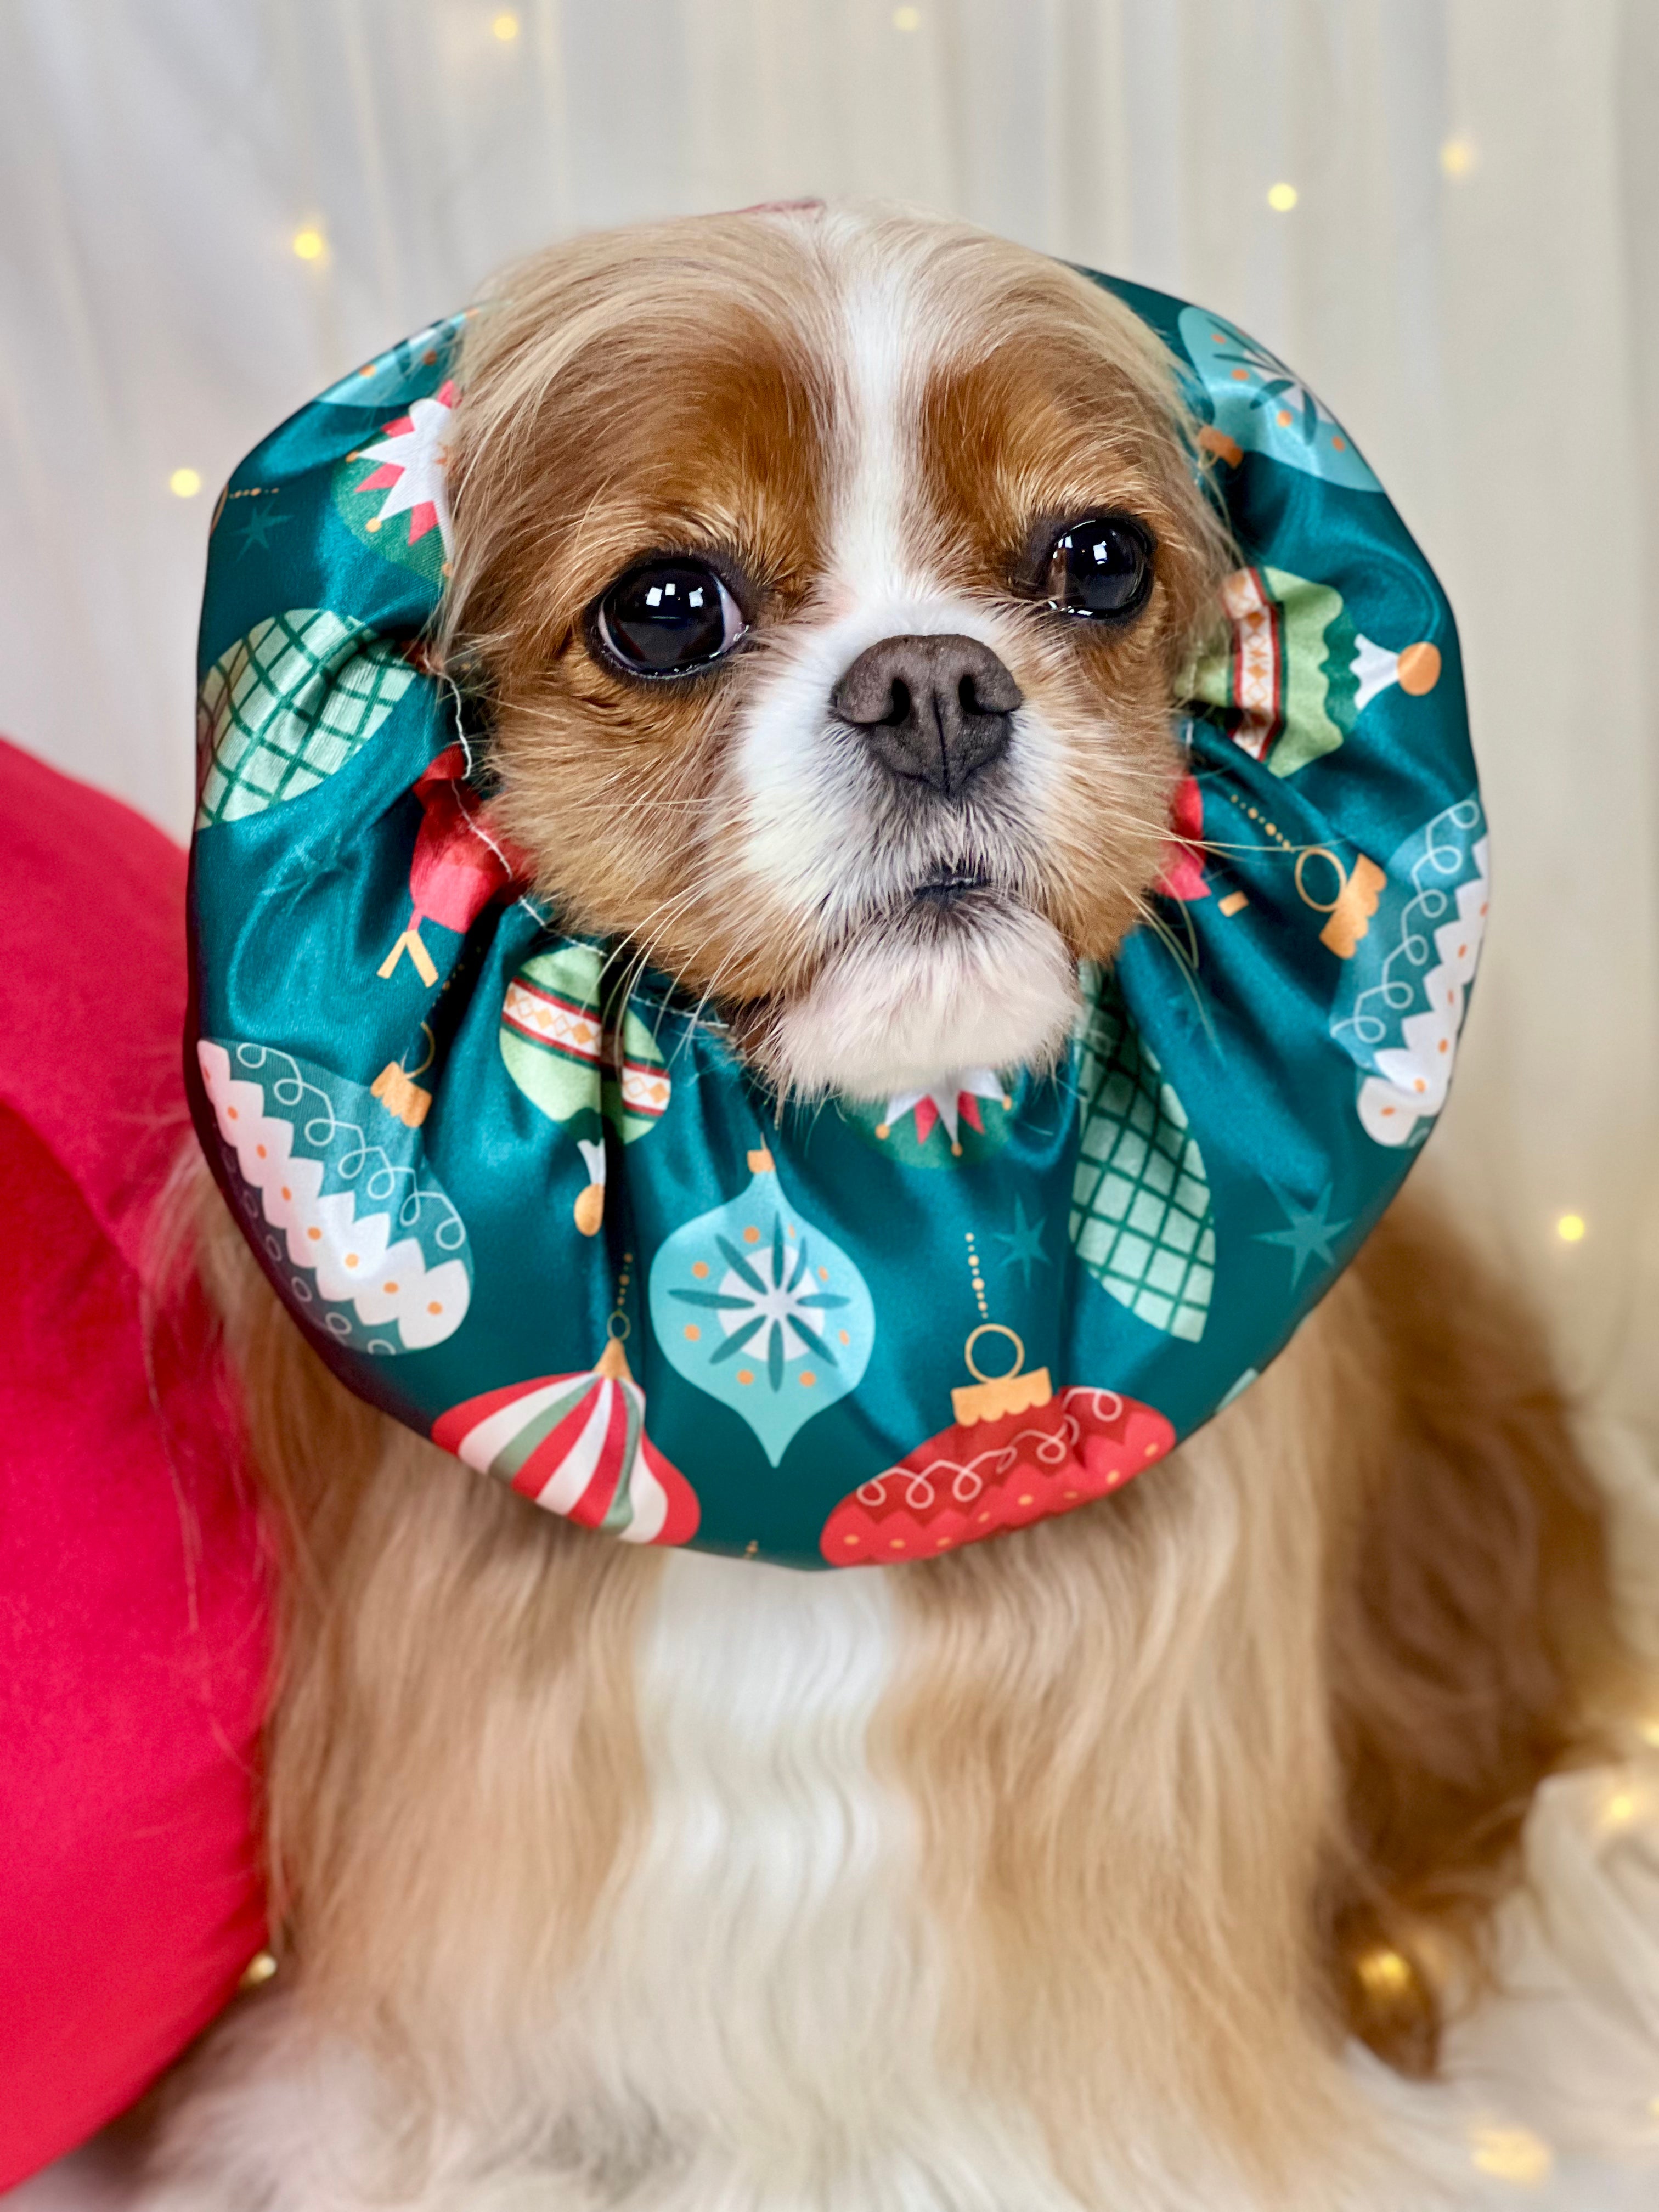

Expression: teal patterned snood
xmin=187 ymin=267 xmax=1482 ymax=1570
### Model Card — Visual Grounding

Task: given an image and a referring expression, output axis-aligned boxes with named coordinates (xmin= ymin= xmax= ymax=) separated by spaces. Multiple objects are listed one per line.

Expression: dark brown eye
xmin=1043 ymin=515 xmax=1153 ymax=621
xmin=592 ymin=557 xmax=746 ymax=678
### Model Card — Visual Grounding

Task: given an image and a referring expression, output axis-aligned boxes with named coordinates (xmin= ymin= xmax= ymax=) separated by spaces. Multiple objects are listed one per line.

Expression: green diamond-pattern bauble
xmin=1070 ymin=989 xmax=1214 ymax=1342
xmin=196 ymin=608 xmax=414 ymax=827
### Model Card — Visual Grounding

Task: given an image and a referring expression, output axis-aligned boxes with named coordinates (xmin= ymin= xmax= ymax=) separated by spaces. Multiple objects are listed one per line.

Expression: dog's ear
xmin=1321 ymin=1188 xmax=1642 ymax=2074
xmin=177 ymin=1147 xmax=657 ymax=2050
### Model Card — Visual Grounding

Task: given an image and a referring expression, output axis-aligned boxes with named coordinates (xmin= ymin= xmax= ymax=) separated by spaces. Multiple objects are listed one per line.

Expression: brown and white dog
xmin=142 ymin=204 xmax=1638 ymax=2212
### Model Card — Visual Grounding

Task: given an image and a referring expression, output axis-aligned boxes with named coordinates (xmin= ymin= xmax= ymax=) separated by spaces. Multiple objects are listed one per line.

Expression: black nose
xmin=831 ymin=633 xmax=1021 ymax=797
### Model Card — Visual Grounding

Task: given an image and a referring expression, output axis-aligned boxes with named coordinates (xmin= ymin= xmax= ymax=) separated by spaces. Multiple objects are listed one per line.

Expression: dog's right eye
xmin=592 ymin=557 xmax=747 ymax=679
xmin=1040 ymin=515 xmax=1154 ymax=622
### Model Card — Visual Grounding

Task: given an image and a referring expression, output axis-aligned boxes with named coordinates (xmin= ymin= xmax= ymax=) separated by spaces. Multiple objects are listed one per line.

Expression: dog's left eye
xmin=1041 ymin=515 xmax=1154 ymax=621
xmin=592 ymin=557 xmax=747 ymax=679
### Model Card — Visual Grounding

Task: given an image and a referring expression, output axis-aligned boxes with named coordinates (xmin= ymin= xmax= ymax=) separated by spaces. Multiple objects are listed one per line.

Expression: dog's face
xmin=443 ymin=206 xmax=1225 ymax=1098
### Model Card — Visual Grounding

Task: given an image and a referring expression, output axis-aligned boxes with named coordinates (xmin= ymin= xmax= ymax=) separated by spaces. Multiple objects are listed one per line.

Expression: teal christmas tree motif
xmin=1185 ymin=566 xmax=1444 ymax=780
xmin=648 ymin=1147 xmax=876 ymax=1466
xmin=315 ymin=313 xmax=470 ymax=411
xmin=840 ymin=1067 xmax=1017 ymax=1167
xmin=196 ymin=1038 xmax=472 ymax=1353
xmin=1329 ymin=794 xmax=1489 ymax=1150
xmin=332 ymin=378 xmax=456 ymax=586
xmin=499 ymin=943 xmax=673 ymax=1234
xmin=233 ymin=500 xmax=290 ymax=559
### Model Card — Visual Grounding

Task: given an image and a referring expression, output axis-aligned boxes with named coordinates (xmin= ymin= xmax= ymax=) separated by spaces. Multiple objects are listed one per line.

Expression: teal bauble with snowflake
xmin=648 ymin=1148 xmax=876 ymax=1467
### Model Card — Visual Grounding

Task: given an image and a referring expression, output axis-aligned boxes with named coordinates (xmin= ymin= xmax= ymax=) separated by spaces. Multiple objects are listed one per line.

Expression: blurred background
xmin=1 ymin=0 xmax=1655 ymax=1462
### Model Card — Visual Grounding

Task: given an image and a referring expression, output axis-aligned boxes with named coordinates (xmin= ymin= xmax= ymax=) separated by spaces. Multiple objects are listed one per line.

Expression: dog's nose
xmin=831 ymin=634 xmax=1021 ymax=797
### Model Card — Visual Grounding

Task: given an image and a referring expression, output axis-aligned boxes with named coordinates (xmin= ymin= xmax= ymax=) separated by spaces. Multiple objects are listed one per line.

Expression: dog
xmin=139 ymin=203 xmax=1637 ymax=2211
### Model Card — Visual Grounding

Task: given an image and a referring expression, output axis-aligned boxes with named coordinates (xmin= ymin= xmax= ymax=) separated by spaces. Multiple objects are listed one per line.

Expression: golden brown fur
xmin=910 ymin=265 xmax=1229 ymax=966
xmin=177 ymin=1149 xmax=1636 ymax=2196
xmin=194 ymin=1193 xmax=657 ymax=2097
xmin=438 ymin=211 xmax=1230 ymax=1043
xmin=1318 ymin=1199 xmax=1635 ymax=2067
xmin=436 ymin=219 xmax=834 ymax=1007
xmin=888 ymin=1198 xmax=1635 ymax=2186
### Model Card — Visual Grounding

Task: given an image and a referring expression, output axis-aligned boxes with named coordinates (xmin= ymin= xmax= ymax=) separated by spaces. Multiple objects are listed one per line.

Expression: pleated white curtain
xmin=1 ymin=0 xmax=1654 ymax=1443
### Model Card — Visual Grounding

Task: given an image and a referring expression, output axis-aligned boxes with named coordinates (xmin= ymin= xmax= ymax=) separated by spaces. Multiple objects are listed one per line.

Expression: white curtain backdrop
xmin=1 ymin=0 xmax=1655 ymax=1446
xmin=5 ymin=13 xmax=1659 ymax=2203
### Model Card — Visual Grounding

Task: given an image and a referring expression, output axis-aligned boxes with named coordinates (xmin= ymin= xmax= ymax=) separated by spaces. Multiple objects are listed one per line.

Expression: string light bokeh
xmin=2 ymin=10 xmax=1656 ymax=2194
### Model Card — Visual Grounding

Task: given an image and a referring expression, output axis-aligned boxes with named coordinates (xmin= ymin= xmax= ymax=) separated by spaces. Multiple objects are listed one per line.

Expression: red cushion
xmin=0 ymin=739 xmax=269 ymax=2185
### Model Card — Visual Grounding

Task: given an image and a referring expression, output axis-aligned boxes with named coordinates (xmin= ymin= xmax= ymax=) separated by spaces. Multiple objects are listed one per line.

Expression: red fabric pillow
xmin=0 ymin=738 xmax=269 ymax=2185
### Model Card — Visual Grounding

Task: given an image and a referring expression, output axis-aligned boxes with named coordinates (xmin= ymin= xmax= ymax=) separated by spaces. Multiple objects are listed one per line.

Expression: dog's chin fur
xmin=758 ymin=899 xmax=1078 ymax=1099
xmin=133 ymin=204 xmax=1649 ymax=2212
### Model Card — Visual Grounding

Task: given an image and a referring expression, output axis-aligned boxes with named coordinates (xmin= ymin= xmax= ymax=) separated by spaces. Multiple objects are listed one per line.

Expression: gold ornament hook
xmin=1294 ymin=846 xmax=1386 ymax=958
xmin=963 ymin=1322 xmax=1025 ymax=1384
xmin=952 ymin=1324 xmax=1053 ymax=1429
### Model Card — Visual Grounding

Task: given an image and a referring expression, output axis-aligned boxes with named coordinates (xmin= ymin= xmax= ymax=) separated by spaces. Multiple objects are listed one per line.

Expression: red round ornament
xmin=821 ymin=1326 xmax=1175 ymax=1564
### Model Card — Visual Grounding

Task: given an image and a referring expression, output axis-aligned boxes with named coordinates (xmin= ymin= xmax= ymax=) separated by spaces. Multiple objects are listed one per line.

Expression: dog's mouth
xmin=850 ymin=856 xmax=1031 ymax=958
xmin=889 ymin=861 xmax=1023 ymax=939
xmin=752 ymin=864 xmax=1079 ymax=1099
xmin=727 ymin=839 xmax=1074 ymax=1098
xmin=911 ymin=864 xmax=994 ymax=910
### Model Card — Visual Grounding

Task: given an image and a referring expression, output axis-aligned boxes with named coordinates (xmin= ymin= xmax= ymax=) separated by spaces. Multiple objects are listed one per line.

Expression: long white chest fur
xmin=558 ymin=1552 xmax=1070 ymax=2212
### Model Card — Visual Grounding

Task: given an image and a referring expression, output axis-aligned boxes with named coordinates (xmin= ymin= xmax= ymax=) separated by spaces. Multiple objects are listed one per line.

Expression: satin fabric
xmin=187 ymin=269 xmax=1480 ymax=1568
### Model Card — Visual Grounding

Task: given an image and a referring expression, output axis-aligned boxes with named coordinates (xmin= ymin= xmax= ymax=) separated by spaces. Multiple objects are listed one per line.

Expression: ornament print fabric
xmin=433 ymin=1337 xmax=699 ymax=1546
xmin=187 ymin=271 xmax=1480 ymax=1568
xmin=649 ymin=1147 xmax=878 ymax=1469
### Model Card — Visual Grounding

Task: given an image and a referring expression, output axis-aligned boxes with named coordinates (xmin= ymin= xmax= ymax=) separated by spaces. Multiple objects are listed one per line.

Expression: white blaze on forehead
xmin=828 ymin=249 xmax=939 ymax=608
xmin=729 ymin=225 xmax=1064 ymax=941
xmin=720 ymin=215 xmax=1094 ymax=1101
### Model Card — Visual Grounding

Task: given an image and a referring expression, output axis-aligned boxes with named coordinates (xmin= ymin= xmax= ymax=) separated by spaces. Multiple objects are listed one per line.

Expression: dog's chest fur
xmin=572 ymin=1553 xmax=1066 ymax=2206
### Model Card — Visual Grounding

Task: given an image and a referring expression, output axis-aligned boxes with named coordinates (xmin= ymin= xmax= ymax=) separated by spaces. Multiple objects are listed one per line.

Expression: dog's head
xmin=442 ymin=205 xmax=1227 ymax=1099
